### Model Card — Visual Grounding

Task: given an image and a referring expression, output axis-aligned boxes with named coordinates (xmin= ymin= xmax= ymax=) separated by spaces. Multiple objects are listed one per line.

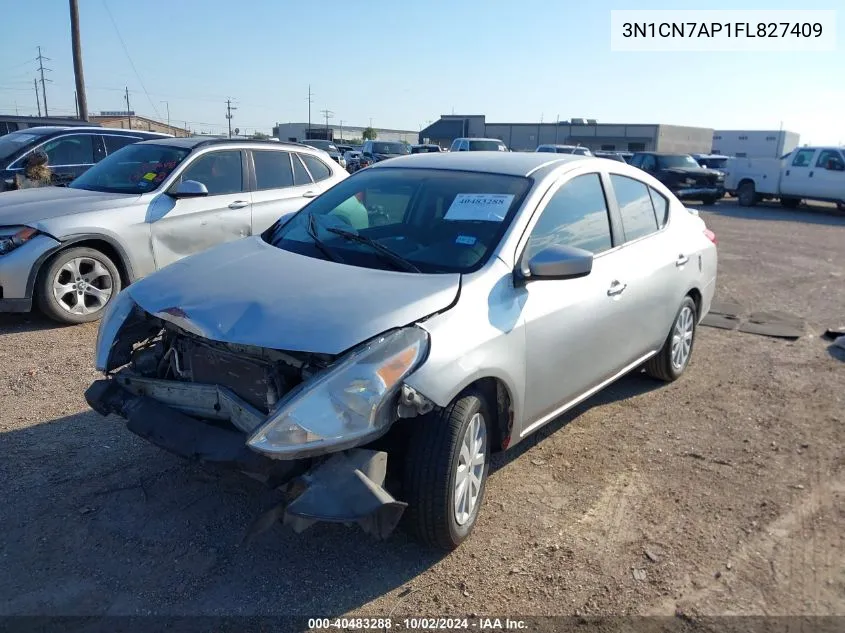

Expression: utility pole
xmin=339 ymin=120 xmax=344 ymax=142
xmin=306 ymin=85 xmax=314 ymax=139
xmin=226 ymin=99 xmax=237 ymax=138
xmin=554 ymin=114 xmax=560 ymax=144
xmin=34 ymin=79 xmax=41 ymax=116
xmin=161 ymin=101 xmax=170 ymax=129
xmin=124 ymin=87 xmax=132 ymax=129
xmin=36 ymin=46 xmax=52 ymax=116
xmin=69 ymin=0 xmax=88 ymax=121
xmin=74 ymin=91 xmax=78 ymax=117
xmin=320 ymin=109 xmax=333 ymax=140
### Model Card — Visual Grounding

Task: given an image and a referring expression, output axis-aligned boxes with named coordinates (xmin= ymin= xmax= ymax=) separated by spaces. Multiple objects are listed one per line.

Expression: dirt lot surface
xmin=1 ymin=199 xmax=843 ymax=623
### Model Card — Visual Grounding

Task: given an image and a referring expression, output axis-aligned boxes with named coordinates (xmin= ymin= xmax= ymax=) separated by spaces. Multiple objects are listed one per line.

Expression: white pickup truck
xmin=724 ymin=146 xmax=845 ymax=210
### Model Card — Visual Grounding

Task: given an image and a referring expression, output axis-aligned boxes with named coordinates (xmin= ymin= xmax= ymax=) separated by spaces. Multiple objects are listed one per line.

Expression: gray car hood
xmin=126 ymin=236 xmax=461 ymax=355
xmin=0 ymin=187 xmax=140 ymax=225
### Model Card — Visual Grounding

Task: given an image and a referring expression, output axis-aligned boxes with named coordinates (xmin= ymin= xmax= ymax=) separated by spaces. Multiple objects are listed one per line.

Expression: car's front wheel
xmin=37 ymin=246 xmax=121 ymax=324
xmin=644 ymin=296 xmax=698 ymax=382
xmin=403 ymin=389 xmax=491 ymax=550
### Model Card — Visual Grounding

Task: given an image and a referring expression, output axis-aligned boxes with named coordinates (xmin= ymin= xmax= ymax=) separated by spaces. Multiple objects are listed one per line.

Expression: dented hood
xmin=126 ymin=236 xmax=460 ymax=354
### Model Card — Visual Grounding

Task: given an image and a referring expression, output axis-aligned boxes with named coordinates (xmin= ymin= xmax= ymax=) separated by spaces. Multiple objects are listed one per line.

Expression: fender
xmin=24 ymin=232 xmax=138 ymax=299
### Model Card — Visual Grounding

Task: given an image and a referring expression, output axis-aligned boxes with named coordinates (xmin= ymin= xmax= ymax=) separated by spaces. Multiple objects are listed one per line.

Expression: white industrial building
xmin=273 ymin=122 xmax=417 ymax=145
xmin=711 ymin=130 xmax=800 ymax=158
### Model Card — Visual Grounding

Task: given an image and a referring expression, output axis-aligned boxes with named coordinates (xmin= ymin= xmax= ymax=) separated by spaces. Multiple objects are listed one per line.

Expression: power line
xmin=102 ymin=0 xmax=161 ymax=120
xmin=36 ymin=46 xmax=52 ymax=116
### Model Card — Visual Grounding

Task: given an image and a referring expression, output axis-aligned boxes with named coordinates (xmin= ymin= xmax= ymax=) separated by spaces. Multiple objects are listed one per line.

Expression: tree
xmin=362 ymin=127 xmax=377 ymax=140
xmin=252 ymin=131 xmax=270 ymax=140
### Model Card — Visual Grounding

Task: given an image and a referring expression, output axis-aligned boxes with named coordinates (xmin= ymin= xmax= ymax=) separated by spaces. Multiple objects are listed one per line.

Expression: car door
xmin=149 ymin=149 xmax=252 ymax=270
xmin=812 ymin=149 xmax=845 ymax=201
xmin=249 ymin=149 xmax=321 ymax=233
xmin=603 ymin=173 xmax=687 ymax=363
xmin=519 ymin=172 xmax=629 ymax=430
xmin=780 ymin=148 xmax=817 ymax=197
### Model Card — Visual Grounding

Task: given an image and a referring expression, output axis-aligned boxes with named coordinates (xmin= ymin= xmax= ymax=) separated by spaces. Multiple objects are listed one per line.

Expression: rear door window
xmin=648 ymin=186 xmax=669 ymax=228
xmin=610 ymin=174 xmax=659 ymax=242
xmin=253 ymin=150 xmax=294 ymax=190
xmin=103 ymin=135 xmax=142 ymax=155
xmin=298 ymin=153 xmax=332 ymax=182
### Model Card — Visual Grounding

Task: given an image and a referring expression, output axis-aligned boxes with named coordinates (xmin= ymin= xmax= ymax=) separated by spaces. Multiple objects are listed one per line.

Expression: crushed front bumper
xmin=84 ymin=378 xmax=407 ymax=539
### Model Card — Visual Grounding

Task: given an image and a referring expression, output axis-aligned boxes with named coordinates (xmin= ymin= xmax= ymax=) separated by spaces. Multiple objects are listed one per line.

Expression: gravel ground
xmin=1 ymin=198 xmax=843 ymax=622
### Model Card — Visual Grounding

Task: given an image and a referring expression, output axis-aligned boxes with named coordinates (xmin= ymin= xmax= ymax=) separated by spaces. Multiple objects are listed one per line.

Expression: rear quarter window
xmin=298 ymin=153 xmax=332 ymax=182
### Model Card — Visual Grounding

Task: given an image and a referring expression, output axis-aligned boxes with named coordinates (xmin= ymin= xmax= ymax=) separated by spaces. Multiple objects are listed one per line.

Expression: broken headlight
xmin=94 ymin=290 xmax=139 ymax=371
xmin=247 ymin=327 xmax=429 ymax=459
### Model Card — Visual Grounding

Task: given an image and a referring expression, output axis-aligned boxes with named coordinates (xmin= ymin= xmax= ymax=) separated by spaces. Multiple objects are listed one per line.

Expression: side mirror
xmin=516 ymin=244 xmax=593 ymax=284
xmin=168 ymin=179 xmax=209 ymax=198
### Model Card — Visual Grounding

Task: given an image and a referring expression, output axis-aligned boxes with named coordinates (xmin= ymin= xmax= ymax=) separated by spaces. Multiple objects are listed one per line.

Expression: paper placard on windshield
xmin=443 ymin=194 xmax=515 ymax=222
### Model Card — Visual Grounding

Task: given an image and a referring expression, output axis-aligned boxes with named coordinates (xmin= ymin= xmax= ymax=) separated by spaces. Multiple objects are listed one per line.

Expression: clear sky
xmin=1 ymin=0 xmax=843 ymax=143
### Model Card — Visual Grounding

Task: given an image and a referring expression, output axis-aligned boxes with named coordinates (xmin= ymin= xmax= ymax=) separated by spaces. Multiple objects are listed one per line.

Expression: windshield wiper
xmin=307 ymin=214 xmax=343 ymax=263
xmin=324 ymin=226 xmax=421 ymax=273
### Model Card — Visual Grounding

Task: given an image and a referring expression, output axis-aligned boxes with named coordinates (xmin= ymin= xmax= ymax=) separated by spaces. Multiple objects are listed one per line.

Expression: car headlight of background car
xmin=248 ymin=326 xmax=430 ymax=459
xmin=0 ymin=226 xmax=38 ymax=256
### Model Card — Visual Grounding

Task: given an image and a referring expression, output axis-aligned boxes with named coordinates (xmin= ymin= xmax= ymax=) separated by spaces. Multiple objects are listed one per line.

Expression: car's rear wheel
xmin=737 ymin=182 xmax=757 ymax=207
xmin=403 ymin=389 xmax=491 ymax=550
xmin=644 ymin=296 xmax=698 ymax=383
xmin=37 ymin=247 xmax=121 ymax=324
xmin=780 ymin=197 xmax=801 ymax=209
xmin=701 ymin=195 xmax=719 ymax=205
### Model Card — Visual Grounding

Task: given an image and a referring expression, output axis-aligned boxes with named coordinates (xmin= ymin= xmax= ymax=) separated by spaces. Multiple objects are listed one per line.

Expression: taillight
xmin=704 ymin=228 xmax=717 ymax=245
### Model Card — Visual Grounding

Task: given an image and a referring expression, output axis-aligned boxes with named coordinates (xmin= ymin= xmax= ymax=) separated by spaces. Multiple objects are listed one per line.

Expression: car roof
xmin=137 ymin=137 xmax=309 ymax=150
xmin=635 ymin=151 xmax=694 ymax=156
xmin=13 ymin=125 xmax=169 ymax=137
xmin=370 ymin=151 xmax=587 ymax=177
xmin=454 ymin=137 xmax=506 ymax=142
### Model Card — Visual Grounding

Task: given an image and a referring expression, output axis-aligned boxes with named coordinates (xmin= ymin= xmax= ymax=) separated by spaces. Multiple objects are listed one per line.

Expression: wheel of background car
xmin=37 ymin=246 xmax=122 ymax=325
xmin=780 ymin=197 xmax=801 ymax=209
xmin=403 ymin=387 xmax=492 ymax=550
xmin=644 ymin=295 xmax=697 ymax=383
xmin=737 ymin=182 xmax=757 ymax=207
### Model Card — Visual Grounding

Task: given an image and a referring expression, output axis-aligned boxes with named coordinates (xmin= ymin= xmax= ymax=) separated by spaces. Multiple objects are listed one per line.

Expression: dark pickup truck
xmin=629 ymin=152 xmax=725 ymax=204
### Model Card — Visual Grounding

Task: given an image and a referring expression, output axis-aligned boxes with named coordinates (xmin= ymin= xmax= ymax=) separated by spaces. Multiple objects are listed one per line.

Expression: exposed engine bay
xmin=126 ymin=322 xmax=335 ymax=416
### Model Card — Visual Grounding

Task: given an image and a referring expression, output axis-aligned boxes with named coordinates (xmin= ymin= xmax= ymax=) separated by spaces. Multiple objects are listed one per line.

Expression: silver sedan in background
xmin=86 ymin=151 xmax=717 ymax=550
xmin=0 ymin=137 xmax=347 ymax=323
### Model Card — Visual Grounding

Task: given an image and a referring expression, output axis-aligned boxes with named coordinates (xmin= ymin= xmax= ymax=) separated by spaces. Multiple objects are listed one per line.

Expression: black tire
xmin=737 ymin=181 xmax=757 ymax=207
xmin=644 ymin=296 xmax=698 ymax=383
xmin=37 ymin=246 xmax=122 ymax=324
xmin=780 ymin=197 xmax=801 ymax=209
xmin=701 ymin=196 xmax=719 ymax=205
xmin=403 ymin=389 xmax=492 ymax=550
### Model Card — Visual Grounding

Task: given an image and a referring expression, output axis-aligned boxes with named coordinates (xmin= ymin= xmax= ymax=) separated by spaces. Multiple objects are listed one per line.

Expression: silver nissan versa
xmin=86 ymin=151 xmax=717 ymax=550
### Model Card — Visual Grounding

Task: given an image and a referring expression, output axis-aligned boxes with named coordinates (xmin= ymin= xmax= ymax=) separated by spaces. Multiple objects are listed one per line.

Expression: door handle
xmin=302 ymin=190 xmax=318 ymax=198
xmin=228 ymin=200 xmax=249 ymax=209
xmin=809 ymin=171 xmax=814 ymax=178
xmin=675 ymin=254 xmax=689 ymax=267
xmin=785 ymin=169 xmax=790 ymax=176
xmin=607 ymin=281 xmax=627 ymax=296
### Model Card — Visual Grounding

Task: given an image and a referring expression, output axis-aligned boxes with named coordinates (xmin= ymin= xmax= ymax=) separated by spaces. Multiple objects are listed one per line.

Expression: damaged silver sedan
xmin=86 ymin=151 xmax=717 ymax=550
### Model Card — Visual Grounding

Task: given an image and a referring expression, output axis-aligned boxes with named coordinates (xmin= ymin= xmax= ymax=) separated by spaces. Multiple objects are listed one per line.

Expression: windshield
xmin=411 ymin=146 xmax=440 ymax=153
xmin=700 ymin=157 xmax=728 ymax=169
xmin=657 ymin=154 xmax=701 ymax=169
xmin=69 ymin=143 xmax=191 ymax=194
xmin=469 ymin=140 xmax=506 ymax=151
xmin=304 ymin=140 xmax=338 ymax=152
xmin=0 ymin=131 xmax=47 ymax=162
xmin=265 ymin=167 xmax=531 ymax=274
xmin=371 ymin=142 xmax=409 ymax=155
